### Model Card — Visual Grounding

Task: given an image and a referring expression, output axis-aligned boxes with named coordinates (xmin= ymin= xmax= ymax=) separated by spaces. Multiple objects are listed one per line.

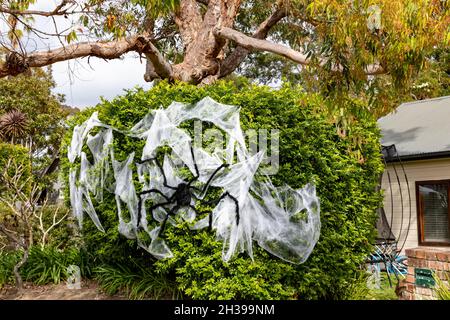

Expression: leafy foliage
xmin=61 ymin=80 xmax=384 ymax=299
xmin=434 ymin=272 xmax=450 ymax=300
xmin=364 ymin=272 xmax=398 ymax=300
xmin=409 ymin=48 xmax=450 ymax=101
xmin=0 ymin=68 xmax=68 ymax=185
xmin=0 ymin=143 xmax=32 ymax=251
xmin=94 ymin=261 xmax=182 ymax=299
xmin=31 ymin=204 xmax=80 ymax=249
xmin=0 ymin=143 xmax=31 ymax=197
xmin=21 ymin=246 xmax=86 ymax=285
xmin=0 ymin=246 xmax=88 ymax=287
xmin=1 ymin=1 xmax=448 ymax=120
xmin=234 ymin=0 xmax=449 ymax=119
xmin=0 ymin=250 xmax=18 ymax=288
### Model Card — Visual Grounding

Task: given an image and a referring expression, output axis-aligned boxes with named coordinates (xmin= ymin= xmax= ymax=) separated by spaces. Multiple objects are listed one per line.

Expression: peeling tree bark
xmin=175 ymin=0 xmax=203 ymax=52
xmin=219 ymin=7 xmax=287 ymax=78
xmin=172 ymin=0 xmax=242 ymax=83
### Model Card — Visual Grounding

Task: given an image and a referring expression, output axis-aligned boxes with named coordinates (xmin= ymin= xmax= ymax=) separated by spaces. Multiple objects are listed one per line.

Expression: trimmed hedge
xmin=61 ymin=80 xmax=384 ymax=299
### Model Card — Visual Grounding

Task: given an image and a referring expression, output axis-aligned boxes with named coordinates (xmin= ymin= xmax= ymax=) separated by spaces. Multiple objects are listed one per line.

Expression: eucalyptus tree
xmin=0 ymin=0 xmax=448 ymax=115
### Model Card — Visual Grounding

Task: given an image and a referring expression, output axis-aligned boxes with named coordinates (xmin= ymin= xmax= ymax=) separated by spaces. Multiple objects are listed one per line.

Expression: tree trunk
xmin=172 ymin=0 xmax=242 ymax=83
xmin=13 ymin=245 xmax=29 ymax=293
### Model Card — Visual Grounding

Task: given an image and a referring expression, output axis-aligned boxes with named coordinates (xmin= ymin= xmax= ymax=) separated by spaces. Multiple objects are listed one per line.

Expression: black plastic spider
xmin=137 ymin=145 xmax=240 ymax=237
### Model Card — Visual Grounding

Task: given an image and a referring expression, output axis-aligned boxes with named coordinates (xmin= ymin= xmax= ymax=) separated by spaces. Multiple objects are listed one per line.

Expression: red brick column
xmin=400 ymin=248 xmax=450 ymax=300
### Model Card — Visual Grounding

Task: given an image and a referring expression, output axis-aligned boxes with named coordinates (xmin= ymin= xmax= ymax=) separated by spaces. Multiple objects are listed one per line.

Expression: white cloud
xmin=51 ymin=54 xmax=153 ymax=109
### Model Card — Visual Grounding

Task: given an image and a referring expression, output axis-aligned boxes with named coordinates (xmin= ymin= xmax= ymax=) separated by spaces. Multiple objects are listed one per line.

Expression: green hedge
xmin=61 ymin=80 xmax=384 ymax=299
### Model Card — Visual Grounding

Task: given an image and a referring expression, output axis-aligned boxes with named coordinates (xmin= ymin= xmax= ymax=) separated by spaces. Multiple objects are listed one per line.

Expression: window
xmin=416 ymin=181 xmax=450 ymax=245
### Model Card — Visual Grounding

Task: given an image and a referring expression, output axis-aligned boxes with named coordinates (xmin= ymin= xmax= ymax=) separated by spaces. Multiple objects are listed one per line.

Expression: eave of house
xmin=378 ymin=96 xmax=450 ymax=163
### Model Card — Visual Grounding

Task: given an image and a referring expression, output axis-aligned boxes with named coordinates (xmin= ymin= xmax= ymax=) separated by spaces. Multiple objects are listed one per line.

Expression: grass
xmin=94 ymin=261 xmax=182 ymax=300
xmin=434 ymin=273 xmax=450 ymax=300
xmin=2 ymin=247 xmax=181 ymax=300
xmin=0 ymin=246 xmax=87 ymax=288
xmin=21 ymin=246 xmax=84 ymax=285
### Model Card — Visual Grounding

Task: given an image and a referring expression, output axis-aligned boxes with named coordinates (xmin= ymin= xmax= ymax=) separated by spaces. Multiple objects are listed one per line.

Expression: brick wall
xmin=398 ymin=248 xmax=450 ymax=300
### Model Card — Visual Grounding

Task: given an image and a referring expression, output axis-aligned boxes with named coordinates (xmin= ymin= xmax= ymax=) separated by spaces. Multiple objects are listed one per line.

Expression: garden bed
xmin=0 ymin=280 xmax=125 ymax=300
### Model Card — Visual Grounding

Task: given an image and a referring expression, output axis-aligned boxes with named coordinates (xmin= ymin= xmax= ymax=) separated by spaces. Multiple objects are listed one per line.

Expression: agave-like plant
xmin=434 ymin=272 xmax=450 ymax=300
xmin=0 ymin=110 xmax=29 ymax=142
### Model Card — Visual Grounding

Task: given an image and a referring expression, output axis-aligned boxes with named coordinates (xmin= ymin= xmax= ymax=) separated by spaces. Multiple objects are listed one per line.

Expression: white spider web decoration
xmin=67 ymin=97 xmax=321 ymax=264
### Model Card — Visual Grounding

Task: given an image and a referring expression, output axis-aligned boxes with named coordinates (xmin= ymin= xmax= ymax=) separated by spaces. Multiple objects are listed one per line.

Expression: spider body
xmin=136 ymin=145 xmax=240 ymax=237
xmin=174 ymin=183 xmax=192 ymax=206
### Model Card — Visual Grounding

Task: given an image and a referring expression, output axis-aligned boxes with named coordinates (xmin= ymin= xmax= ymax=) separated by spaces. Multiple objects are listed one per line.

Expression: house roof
xmin=378 ymin=95 xmax=450 ymax=160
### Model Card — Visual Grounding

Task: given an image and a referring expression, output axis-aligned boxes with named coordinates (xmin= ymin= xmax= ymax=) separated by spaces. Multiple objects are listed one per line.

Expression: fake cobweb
xmin=67 ymin=97 xmax=321 ymax=264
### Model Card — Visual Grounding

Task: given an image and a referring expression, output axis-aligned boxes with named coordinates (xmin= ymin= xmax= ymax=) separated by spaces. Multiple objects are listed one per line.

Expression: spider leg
xmin=137 ymin=199 xmax=172 ymax=229
xmin=138 ymin=156 xmax=177 ymax=190
xmin=203 ymin=191 xmax=240 ymax=229
xmin=137 ymin=189 xmax=170 ymax=227
xmin=221 ymin=192 xmax=240 ymax=227
xmin=187 ymin=144 xmax=201 ymax=189
xmin=197 ymin=163 xmax=229 ymax=198
xmin=154 ymin=157 xmax=179 ymax=191
xmin=140 ymin=188 xmax=170 ymax=201
xmin=191 ymin=192 xmax=202 ymax=201
xmin=158 ymin=205 xmax=180 ymax=238
xmin=189 ymin=143 xmax=200 ymax=178
xmin=202 ymin=163 xmax=229 ymax=194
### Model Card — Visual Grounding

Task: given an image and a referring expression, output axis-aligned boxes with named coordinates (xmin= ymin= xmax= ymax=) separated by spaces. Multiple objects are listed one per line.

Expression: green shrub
xmin=0 ymin=246 xmax=88 ymax=287
xmin=0 ymin=250 xmax=19 ymax=288
xmin=0 ymin=143 xmax=32 ymax=196
xmin=60 ymin=80 xmax=384 ymax=299
xmin=32 ymin=204 xmax=81 ymax=250
xmin=21 ymin=246 xmax=87 ymax=285
xmin=94 ymin=261 xmax=182 ymax=299
xmin=434 ymin=272 xmax=450 ymax=300
xmin=0 ymin=143 xmax=32 ymax=241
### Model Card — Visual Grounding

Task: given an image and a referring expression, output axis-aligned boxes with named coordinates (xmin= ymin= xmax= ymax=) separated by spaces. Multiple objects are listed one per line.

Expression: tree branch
xmin=144 ymin=42 xmax=173 ymax=80
xmin=215 ymin=27 xmax=385 ymax=76
xmin=219 ymin=7 xmax=287 ymax=78
xmin=216 ymin=26 xmax=310 ymax=64
xmin=172 ymin=0 xmax=241 ymax=83
xmin=0 ymin=224 xmax=20 ymax=245
xmin=0 ymin=35 xmax=173 ymax=79
xmin=144 ymin=59 xmax=159 ymax=82
xmin=0 ymin=0 xmax=80 ymax=17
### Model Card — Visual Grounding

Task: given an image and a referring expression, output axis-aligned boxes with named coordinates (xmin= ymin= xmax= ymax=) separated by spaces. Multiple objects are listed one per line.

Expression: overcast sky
xmin=51 ymin=55 xmax=153 ymax=109
xmin=6 ymin=1 xmax=154 ymax=109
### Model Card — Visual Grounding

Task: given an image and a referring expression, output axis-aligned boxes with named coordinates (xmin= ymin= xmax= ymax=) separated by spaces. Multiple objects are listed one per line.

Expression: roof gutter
xmin=384 ymin=150 xmax=450 ymax=163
